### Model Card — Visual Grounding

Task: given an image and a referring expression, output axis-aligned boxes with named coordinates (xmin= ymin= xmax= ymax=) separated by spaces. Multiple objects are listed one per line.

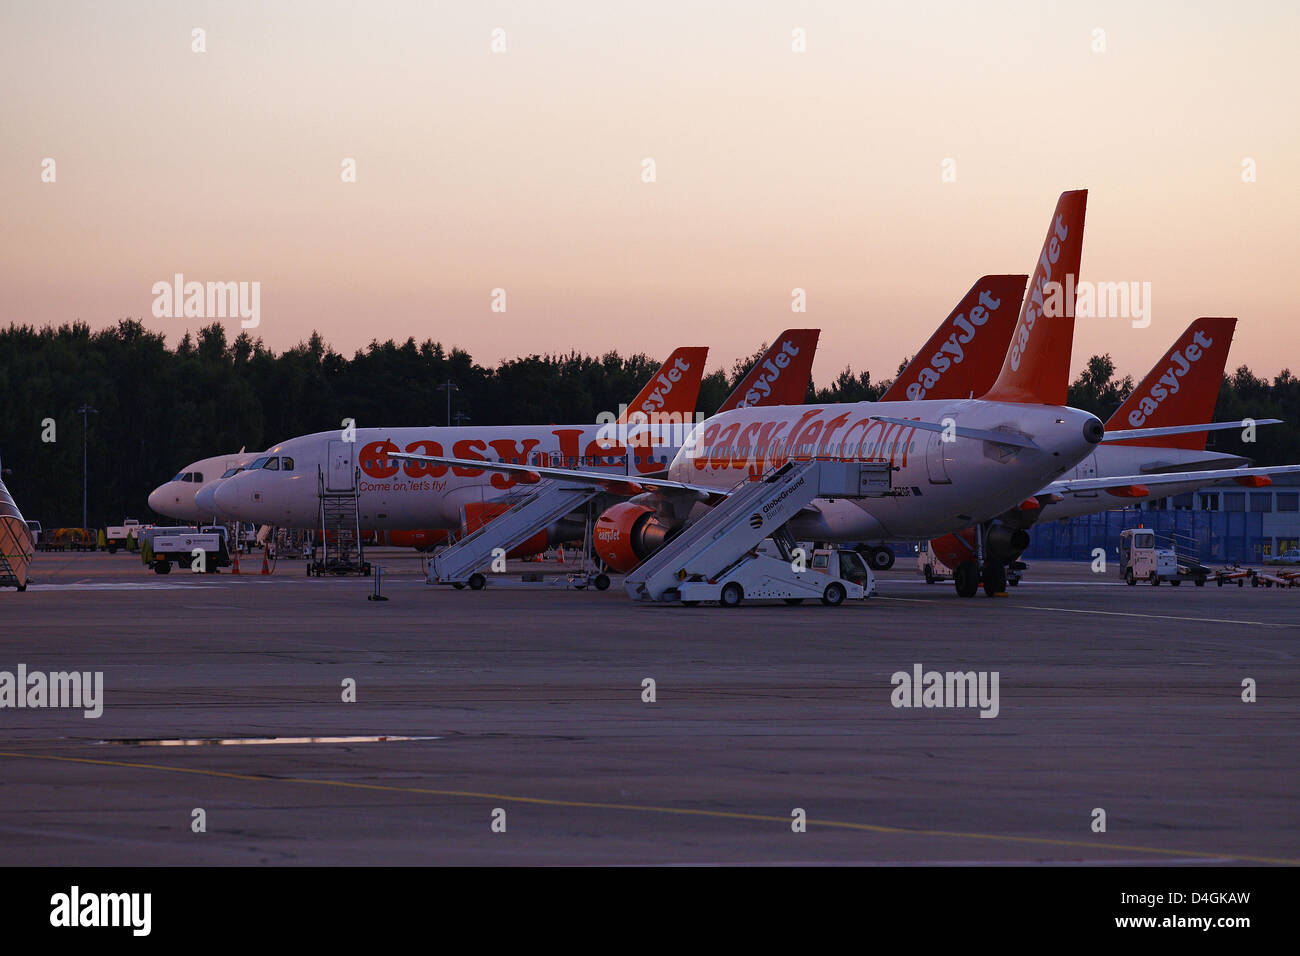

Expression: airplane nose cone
xmin=212 ymin=481 xmax=240 ymax=518
xmin=194 ymin=483 xmax=221 ymax=517
xmin=1083 ymin=417 xmax=1105 ymax=445
xmin=149 ymin=483 xmax=189 ymax=520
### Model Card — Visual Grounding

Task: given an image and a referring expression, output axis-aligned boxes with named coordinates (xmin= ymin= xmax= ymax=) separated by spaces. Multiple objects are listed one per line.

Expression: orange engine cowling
xmin=931 ymin=524 xmax=1030 ymax=569
xmin=930 ymin=530 xmax=977 ymax=571
xmin=459 ymin=502 xmax=549 ymax=559
xmin=594 ymin=502 xmax=677 ymax=572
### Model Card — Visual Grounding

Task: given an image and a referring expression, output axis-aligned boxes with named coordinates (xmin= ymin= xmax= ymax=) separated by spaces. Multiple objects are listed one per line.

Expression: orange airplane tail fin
xmin=716 ymin=329 xmax=820 ymax=412
xmin=1106 ymin=317 xmax=1237 ymax=449
xmin=619 ymin=346 xmax=708 ymax=423
xmin=880 ymin=275 xmax=1028 ymax=402
xmin=982 ymin=190 xmax=1088 ymax=405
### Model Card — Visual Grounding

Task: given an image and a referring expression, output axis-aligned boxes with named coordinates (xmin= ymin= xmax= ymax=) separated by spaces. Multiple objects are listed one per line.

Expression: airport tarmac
xmin=1 ymin=550 xmax=1296 ymax=866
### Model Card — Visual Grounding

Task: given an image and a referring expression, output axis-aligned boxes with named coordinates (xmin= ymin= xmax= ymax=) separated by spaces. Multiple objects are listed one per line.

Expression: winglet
xmin=881 ymin=275 xmax=1028 ymax=402
xmin=716 ymin=329 xmax=820 ymax=412
xmin=619 ymin=346 xmax=708 ymax=423
xmin=982 ymin=190 xmax=1088 ymax=405
xmin=1105 ymin=317 xmax=1237 ymax=449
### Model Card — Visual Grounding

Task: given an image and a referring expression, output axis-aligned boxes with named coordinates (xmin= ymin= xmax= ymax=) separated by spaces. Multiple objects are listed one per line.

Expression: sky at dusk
xmin=3 ymin=0 xmax=1297 ymax=388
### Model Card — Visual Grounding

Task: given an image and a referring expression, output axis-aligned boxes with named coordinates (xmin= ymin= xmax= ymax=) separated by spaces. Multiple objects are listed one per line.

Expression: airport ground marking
xmin=875 ymin=596 xmax=1296 ymax=629
xmin=1004 ymin=604 xmax=1296 ymax=630
xmin=1 ymin=750 xmax=1295 ymax=865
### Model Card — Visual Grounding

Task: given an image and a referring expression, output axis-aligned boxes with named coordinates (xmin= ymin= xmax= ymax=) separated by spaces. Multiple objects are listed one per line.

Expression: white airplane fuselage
xmin=210 ymin=421 xmax=691 ymax=528
xmin=665 ymin=399 xmax=1104 ymax=540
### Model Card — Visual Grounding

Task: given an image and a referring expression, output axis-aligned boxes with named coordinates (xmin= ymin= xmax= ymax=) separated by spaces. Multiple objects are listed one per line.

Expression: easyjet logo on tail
xmin=717 ymin=329 xmax=819 ymax=413
xmin=1009 ymin=212 xmax=1070 ymax=373
xmin=638 ymin=356 xmax=694 ymax=415
xmin=904 ymin=288 xmax=1003 ymax=401
xmin=735 ymin=338 xmax=803 ymax=409
xmin=1126 ymin=328 xmax=1215 ymax=427
xmin=620 ymin=346 xmax=707 ymax=424
xmin=984 ymin=190 xmax=1088 ymax=407
xmin=1107 ymin=317 xmax=1236 ymax=450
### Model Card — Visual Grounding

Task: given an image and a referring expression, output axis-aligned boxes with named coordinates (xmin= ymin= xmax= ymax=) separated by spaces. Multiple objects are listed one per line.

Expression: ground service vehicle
xmin=677 ymin=547 xmax=875 ymax=607
xmin=1119 ymin=528 xmax=1208 ymax=586
xmin=106 ymin=518 xmax=144 ymax=552
xmin=146 ymin=526 xmax=231 ymax=574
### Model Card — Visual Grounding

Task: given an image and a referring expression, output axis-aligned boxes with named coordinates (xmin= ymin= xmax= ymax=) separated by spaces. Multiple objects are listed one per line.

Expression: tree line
xmin=2 ymin=320 xmax=1297 ymax=527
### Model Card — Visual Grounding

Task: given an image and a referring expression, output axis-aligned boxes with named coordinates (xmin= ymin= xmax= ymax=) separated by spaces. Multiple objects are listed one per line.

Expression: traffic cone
xmin=557 ymin=545 xmax=565 ymax=564
xmin=261 ymin=552 xmax=270 ymax=575
xmin=231 ymin=550 xmax=241 ymax=575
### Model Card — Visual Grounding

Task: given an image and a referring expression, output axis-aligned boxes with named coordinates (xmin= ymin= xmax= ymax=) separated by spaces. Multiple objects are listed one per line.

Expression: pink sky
xmin=3 ymin=0 xmax=1297 ymax=388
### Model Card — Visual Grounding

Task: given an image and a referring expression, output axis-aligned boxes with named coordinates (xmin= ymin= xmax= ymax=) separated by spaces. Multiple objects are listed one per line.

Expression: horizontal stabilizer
xmin=869 ymin=415 xmax=1039 ymax=450
xmin=1102 ymin=419 xmax=1281 ymax=443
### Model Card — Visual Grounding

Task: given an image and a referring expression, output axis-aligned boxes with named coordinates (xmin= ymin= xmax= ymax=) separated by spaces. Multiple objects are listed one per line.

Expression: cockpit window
xmin=263 ymin=457 xmax=280 ymax=471
xmin=219 ymin=467 xmax=243 ymax=478
xmin=250 ymin=456 xmax=271 ymax=470
xmin=193 ymin=472 xmax=203 ymax=483
xmin=281 ymin=457 xmax=294 ymax=472
xmin=172 ymin=471 xmax=186 ymax=482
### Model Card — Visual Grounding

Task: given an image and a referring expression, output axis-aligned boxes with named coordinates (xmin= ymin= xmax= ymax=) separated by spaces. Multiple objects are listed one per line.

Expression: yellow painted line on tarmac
xmin=1 ymin=750 xmax=1294 ymax=865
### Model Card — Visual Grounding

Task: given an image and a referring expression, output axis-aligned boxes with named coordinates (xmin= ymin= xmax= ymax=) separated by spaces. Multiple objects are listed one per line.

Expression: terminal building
xmin=1023 ymin=473 xmax=1300 ymax=565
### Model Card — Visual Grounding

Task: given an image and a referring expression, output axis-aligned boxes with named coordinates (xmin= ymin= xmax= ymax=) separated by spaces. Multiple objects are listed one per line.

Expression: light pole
xmin=452 ymin=411 xmax=470 ymax=427
xmin=437 ymin=381 xmax=459 ymax=427
xmin=77 ymin=404 xmax=98 ymax=531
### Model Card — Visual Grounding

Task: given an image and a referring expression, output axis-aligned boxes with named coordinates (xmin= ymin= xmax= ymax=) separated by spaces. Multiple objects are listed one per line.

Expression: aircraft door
xmin=926 ymin=431 xmax=952 ymax=484
xmin=326 ymin=441 xmax=356 ymax=492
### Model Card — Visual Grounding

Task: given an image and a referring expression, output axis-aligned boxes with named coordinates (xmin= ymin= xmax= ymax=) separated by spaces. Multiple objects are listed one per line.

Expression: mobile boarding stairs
xmin=427 ymin=479 xmax=605 ymax=588
xmin=625 ymin=458 xmax=892 ymax=605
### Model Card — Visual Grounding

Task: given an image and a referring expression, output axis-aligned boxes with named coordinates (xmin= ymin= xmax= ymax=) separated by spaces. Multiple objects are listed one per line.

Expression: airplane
xmin=147 ymin=449 xmax=259 ymax=522
xmin=926 ymin=316 xmax=1286 ymax=593
xmin=208 ymin=338 xmax=821 ymax=540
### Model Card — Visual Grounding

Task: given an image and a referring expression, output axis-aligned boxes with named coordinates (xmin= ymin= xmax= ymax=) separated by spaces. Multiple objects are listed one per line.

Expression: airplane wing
xmin=1101 ymin=419 xmax=1281 ymax=443
xmin=1044 ymin=463 xmax=1300 ymax=496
